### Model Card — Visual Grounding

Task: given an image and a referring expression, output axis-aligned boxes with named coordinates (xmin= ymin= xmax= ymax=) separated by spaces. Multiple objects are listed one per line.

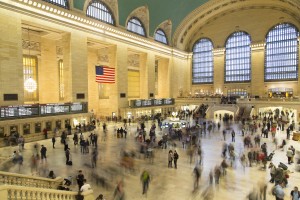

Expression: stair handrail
xmin=0 ymin=170 xmax=63 ymax=189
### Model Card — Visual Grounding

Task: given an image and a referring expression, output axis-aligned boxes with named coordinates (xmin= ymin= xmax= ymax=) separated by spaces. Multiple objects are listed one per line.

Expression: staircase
xmin=0 ymin=185 xmax=94 ymax=200
xmin=0 ymin=171 xmax=94 ymax=200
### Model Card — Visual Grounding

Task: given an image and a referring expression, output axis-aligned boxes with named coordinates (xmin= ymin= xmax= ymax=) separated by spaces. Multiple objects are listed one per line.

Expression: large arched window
xmin=192 ymin=38 xmax=214 ymax=84
xmin=154 ymin=29 xmax=168 ymax=45
xmin=42 ymin=0 xmax=69 ymax=9
xmin=127 ymin=17 xmax=146 ymax=36
xmin=225 ymin=31 xmax=251 ymax=83
xmin=86 ymin=1 xmax=114 ymax=25
xmin=265 ymin=23 xmax=299 ymax=81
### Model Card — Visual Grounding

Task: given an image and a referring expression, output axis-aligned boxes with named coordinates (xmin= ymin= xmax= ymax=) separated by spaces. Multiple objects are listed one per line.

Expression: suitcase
xmin=267 ymin=152 xmax=274 ymax=161
xmin=279 ymin=162 xmax=288 ymax=170
xmin=66 ymin=161 xmax=73 ymax=166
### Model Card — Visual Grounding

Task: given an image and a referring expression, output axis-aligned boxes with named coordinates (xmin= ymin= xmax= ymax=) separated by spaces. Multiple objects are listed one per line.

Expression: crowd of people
xmin=3 ymin=109 xmax=300 ymax=200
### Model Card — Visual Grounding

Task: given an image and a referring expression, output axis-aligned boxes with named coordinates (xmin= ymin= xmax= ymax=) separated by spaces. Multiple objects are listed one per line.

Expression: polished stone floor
xmin=1 ymin=119 xmax=300 ymax=200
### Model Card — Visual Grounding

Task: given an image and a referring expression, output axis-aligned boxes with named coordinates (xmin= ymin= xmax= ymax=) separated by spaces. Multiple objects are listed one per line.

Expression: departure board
xmin=40 ymin=104 xmax=70 ymax=115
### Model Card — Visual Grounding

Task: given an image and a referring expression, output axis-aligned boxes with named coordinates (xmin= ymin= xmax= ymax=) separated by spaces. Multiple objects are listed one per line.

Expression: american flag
xmin=95 ymin=66 xmax=115 ymax=83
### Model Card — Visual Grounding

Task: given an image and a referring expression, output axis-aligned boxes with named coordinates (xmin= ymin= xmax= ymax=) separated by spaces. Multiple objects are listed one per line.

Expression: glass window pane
xmin=225 ymin=32 xmax=251 ymax=83
xmin=127 ymin=18 xmax=145 ymax=36
xmin=42 ymin=0 xmax=68 ymax=9
xmin=86 ymin=1 xmax=114 ymax=25
xmin=192 ymin=38 xmax=214 ymax=84
xmin=155 ymin=29 xmax=168 ymax=45
xmin=265 ymin=23 xmax=299 ymax=81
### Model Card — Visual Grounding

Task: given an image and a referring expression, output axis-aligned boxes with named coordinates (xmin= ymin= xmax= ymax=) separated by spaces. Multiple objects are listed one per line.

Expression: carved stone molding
xmin=56 ymin=46 xmax=63 ymax=56
xmin=127 ymin=54 xmax=140 ymax=67
xmin=22 ymin=40 xmax=40 ymax=52
xmin=97 ymin=48 xmax=110 ymax=63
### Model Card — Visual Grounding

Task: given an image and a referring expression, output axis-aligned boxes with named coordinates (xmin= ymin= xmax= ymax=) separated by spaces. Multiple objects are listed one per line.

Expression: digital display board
xmin=153 ymin=99 xmax=163 ymax=106
xmin=70 ymin=103 xmax=83 ymax=112
xmin=130 ymin=98 xmax=175 ymax=108
xmin=164 ymin=98 xmax=174 ymax=105
xmin=19 ymin=106 xmax=39 ymax=116
xmin=0 ymin=102 xmax=88 ymax=120
xmin=142 ymin=100 xmax=152 ymax=107
xmin=134 ymin=100 xmax=142 ymax=107
xmin=40 ymin=104 xmax=70 ymax=115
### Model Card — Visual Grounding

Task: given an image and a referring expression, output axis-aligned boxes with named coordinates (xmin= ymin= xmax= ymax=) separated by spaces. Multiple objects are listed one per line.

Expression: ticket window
xmin=35 ymin=123 xmax=41 ymax=133
xmin=23 ymin=124 xmax=30 ymax=135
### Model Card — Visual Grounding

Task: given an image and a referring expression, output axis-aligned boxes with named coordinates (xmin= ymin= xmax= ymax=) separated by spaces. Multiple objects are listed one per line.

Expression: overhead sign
xmin=130 ymin=98 xmax=175 ymax=108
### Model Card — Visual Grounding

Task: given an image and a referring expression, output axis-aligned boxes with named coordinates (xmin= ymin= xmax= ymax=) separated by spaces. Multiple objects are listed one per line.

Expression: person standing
xmin=272 ymin=182 xmax=285 ymax=200
xmin=91 ymin=148 xmax=98 ymax=168
xmin=286 ymin=148 xmax=293 ymax=165
xmin=140 ymin=170 xmax=151 ymax=195
xmin=168 ymin=150 xmax=173 ymax=168
xmin=290 ymin=186 xmax=300 ymax=200
xmin=40 ymin=145 xmax=47 ymax=162
xmin=286 ymin=127 xmax=291 ymax=140
xmin=223 ymin=129 xmax=226 ymax=141
xmin=231 ymin=130 xmax=235 ymax=142
xmin=76 ymin=170 xmax=85 ymax=191
xmin=173 ymin=150 xmax=179 ymax=169
xmin=52 ymin=136 xmax=56 ymax=148
xmin=80 ymin=179 xmax=91 ymax=192
xmin=65 ymin=148 xmax=70 ymax=164
xmin=193 ymin=165 xmax=201 ymax=190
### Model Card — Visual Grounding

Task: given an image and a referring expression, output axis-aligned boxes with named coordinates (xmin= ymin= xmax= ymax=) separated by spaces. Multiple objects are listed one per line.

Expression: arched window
xmin=86 ymin=0 xmax=114 ymax=25
xmin=225 ymin=31 xmax=251 ymax=83
xmin=42 ymin=0 xmax=69 ymax=9
xmin=127 ymin=17 xmax=146 ymax=36
xmin=192 ymin=38 xmax=214 ymax=84
xmin=154 ymin=29 xmax=168 ymax=44
xmin=265 ymin=23 xmax=299 ymax=81
xmin=23 ymin=55 xmax=38 ymax=101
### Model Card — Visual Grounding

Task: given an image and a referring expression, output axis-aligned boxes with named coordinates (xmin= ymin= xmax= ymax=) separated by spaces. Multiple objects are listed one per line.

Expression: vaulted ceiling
xmin=73 ymin=0 xmax=210 ymax=35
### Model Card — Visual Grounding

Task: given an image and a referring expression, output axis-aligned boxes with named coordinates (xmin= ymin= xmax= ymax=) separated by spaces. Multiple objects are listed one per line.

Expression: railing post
xmin=0 ymin=186 xmax=8 ymax=199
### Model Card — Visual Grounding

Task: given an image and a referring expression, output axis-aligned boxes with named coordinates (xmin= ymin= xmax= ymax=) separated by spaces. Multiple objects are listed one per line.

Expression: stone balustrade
xmin=0 ymin=185 xmax=94 ymax=200
xmin=0 ymin=171 xmax=63 ymax=189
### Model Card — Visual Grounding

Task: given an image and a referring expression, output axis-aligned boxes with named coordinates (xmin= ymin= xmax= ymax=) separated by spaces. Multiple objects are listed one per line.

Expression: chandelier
xmin=24 ymin=77 xmax=37 ymax=92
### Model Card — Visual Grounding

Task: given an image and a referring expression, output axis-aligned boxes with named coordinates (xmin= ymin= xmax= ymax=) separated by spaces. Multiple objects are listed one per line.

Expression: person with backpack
xmin=290 ymin=186 xmax=300 ymax=200
xmin=173 ymin=150 xmax=179 ymax=169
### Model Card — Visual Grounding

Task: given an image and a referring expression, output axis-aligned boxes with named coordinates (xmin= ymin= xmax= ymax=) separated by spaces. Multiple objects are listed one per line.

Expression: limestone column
xmin=39 ymin=37 xmax=59 ymax=103
xmin=213 ymin=50 xmax=225 ymax=95
xmin=157 ymin=58 xmax=170 ymax=98
xmin=251 ymin=46 xmax=265 ymax=97
xmin=62 ymin=33 xmax=72 ymax=102
xmin=0 ymin=11 xmax=23 ymax=105
xmin=115 ymin=44 xmax=128 ymax=113
xmin=140 ymin=52 xmax=155 ymax=99
xmin=63 ymin=32 xmax=88 ymax=103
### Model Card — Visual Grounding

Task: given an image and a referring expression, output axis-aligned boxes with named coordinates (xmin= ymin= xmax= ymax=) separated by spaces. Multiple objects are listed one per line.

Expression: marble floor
xmin=1 ymin=119 xmax=300 ymax=200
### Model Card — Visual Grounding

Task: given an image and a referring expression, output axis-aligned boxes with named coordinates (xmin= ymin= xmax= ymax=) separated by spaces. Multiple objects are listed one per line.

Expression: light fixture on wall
xmin=24 ymin=77 xmax=37 ymax=92
xmin=24 ymin=27 xmax=37 ymax=93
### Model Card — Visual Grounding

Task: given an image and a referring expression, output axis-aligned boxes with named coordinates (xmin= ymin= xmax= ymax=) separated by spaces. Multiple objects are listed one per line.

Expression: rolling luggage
xmin=279 ymin=162 xmax=288 ymax=170
xmin=267 ymin=152 xmax=274 ymax=161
